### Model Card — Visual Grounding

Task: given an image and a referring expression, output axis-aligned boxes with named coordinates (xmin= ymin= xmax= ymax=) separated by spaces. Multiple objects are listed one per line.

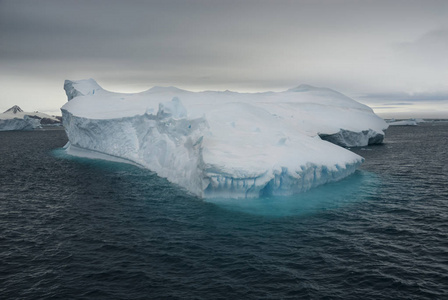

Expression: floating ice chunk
xmin=387 ymin=119 xmax=418 ymax=126
xmin=61 ymin=79 xmax=386 ymax=198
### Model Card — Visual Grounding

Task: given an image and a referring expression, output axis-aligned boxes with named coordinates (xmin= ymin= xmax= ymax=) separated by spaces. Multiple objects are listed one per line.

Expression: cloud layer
xmin=1 ymin=0 xmax=447 ymax=117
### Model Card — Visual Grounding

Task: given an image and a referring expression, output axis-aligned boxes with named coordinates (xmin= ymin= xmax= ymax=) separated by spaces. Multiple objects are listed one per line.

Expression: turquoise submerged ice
xmin=61 ymin=79 xmax=388 ymax=198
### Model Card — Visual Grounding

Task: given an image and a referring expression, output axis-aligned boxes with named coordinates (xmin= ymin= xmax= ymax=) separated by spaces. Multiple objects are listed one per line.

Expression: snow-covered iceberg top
xmin=0 ymin=105 xmax=61 ymax=131
xmin=61 ymin=79 xmax=387 ymax=198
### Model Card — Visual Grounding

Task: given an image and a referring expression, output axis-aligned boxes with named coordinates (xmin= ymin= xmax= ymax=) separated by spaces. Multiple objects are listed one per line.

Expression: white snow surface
xmin=61 ymin=79 xmax=387 ymax=198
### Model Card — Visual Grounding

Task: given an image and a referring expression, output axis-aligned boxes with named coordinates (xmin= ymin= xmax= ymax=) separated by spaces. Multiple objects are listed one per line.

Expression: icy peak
xmin=287 ymin=84 xmax=319 ymax=92
xmin=148 ymin=86 xmax=188 ymax=94
xmin=64 ymin=78 xmax=103 ymax=100
xmin=287 ymin=84 xmax=346 ymax=95
xmin=4 ymin=105 xmax=23 ymax=114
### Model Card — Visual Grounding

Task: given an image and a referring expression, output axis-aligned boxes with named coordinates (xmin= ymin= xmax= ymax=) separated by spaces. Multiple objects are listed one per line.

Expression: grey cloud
xmin=6 ymin=0 xmax=442 ymax=63
xmin=361 ymin=92 xmax=448 ymax=102
xmin=397 ymin=28 xmax=448 ymax=48
xmin=1 ymin=0 xmax=448 ymax=115
xmin=1 ymin=0 xmax=287 ymax=74
xmin=395 ymin=28 xmax=448 ymax=62
xmin=370 ymin=106 xmax=402 ymax=110
xmin=383 ymin=103 xmax=415 ymax=106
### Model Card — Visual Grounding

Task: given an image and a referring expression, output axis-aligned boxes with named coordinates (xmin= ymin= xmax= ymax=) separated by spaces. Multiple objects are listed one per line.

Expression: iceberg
xmin=387 ymin=119 xmax=419 ymax=126
xmin=61 ymin=79 xmax=387 ymax=198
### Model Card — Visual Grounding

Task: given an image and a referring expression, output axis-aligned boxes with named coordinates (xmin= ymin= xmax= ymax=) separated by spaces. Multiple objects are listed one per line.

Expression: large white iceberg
xmin=61 ymin=79 xmax=387 ymax=198
xmin=0 ymin=105 xmax=61 ymax=131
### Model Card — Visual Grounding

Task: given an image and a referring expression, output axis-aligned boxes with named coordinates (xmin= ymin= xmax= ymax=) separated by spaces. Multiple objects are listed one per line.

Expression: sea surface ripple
xmin=0 ymin=123 xmax=447 ymax=299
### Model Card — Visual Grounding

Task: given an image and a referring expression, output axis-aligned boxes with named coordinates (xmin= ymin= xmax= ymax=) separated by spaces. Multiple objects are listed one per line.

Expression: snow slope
xmin=61 ymin=79 xmax=387 ymax=198
xmin=0 ymin=105 xmax=61 ymax=131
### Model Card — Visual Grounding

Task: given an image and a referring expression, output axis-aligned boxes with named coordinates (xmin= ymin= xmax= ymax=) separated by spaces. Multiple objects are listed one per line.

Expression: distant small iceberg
xmin=386 ymin=118 xmax=425 ymax=126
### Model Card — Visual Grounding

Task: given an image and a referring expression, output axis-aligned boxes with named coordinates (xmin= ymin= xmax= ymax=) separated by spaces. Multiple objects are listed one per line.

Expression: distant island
xmin=0 ymin=105 xmax=61 ymax=131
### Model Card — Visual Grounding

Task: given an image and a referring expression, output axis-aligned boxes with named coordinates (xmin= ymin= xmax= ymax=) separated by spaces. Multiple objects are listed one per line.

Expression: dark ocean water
xmin=1 ymin=123 xmax=447 ymax=299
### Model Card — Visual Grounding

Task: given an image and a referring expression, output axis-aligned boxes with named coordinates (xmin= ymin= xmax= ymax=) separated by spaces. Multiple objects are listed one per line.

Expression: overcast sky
xmin=1 ymin=0 xmax=447 ymax=118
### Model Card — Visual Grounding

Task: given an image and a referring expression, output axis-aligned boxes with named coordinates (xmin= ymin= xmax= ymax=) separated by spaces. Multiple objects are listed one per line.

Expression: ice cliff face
xmin=0 ymin=115 xmax=40 ymax=131
xmin=61 ymin=79 xmax=387 ymax=198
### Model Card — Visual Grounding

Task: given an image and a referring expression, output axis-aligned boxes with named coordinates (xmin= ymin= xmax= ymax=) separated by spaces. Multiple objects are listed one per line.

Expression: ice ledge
xmin=319 ymin=129 xmax=384 ymax=147
xmin=64 ymin=142 xmax=144 ymax=167
xmin=64 ymin=78 xmax=103 ymax=101
xmin=0 ymin=116 xmax=41 ymax=131
xmin=203 ymin=162 xmax=362 ymax=198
